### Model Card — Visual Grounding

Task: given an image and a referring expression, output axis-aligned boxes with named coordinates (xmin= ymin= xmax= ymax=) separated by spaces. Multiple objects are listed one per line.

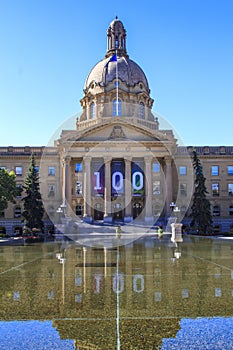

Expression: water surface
xmin=0 ymin=235 xmax=233 ymax=349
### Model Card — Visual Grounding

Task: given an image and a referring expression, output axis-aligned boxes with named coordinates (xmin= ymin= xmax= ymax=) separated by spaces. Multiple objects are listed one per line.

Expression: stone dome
xmin=84 ymin=55 xmax=150 ymax=92
xmin=84 ymin=17 xmax=150 ymax=94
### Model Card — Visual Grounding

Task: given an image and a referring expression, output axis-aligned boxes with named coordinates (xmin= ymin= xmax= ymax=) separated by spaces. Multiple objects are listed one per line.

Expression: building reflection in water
xmin=0 ymin=236 xmax=233 ymax=349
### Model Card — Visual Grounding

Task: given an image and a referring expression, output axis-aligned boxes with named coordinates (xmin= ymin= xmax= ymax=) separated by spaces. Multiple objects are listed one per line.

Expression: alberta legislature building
xmin=1 ymin=17 xmax=233 ymax=235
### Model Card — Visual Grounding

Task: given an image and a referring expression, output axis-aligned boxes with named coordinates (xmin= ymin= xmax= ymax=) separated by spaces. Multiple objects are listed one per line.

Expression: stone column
xmin=104 ymin=157 xmax=112 ymax=223
xmin=124 ymin=158 xmax=132 ymax=223
xmin=62 ymin=156 xmax=71 ymax=206
xmin=165 ymin=156 xmax=173 ymax=217
xmin=145 ymin=156 xmax=154 ymax=224
xmin=83 ymin=157 xmax=92 ymax=223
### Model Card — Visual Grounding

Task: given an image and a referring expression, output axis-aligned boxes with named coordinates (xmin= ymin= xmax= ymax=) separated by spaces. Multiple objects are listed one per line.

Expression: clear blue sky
xmin=0 ymin=0 xmax=232 ymax=146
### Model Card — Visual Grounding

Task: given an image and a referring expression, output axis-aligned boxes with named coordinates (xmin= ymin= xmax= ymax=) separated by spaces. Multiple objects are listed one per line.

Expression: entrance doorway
xmin=133 ymin=202 xmax=143 ymax=219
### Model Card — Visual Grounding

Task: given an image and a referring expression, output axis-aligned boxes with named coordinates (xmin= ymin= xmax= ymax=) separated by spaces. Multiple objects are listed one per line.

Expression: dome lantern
xmin=106 ymin=16 xmax=128 ymax=58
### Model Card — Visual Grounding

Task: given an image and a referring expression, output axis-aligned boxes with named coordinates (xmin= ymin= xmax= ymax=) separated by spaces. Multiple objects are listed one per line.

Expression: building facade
xmin=0 ymin=18 xmax=233 ymax=235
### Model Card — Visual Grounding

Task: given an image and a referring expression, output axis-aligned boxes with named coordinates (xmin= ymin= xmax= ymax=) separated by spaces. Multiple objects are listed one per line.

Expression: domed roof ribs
xmin=106 ymin=17 xmax=128 ymax=59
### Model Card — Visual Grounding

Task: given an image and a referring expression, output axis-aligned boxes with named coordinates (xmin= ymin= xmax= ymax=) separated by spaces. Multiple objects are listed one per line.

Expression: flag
xmin=109 ymin=54 xmax=117 ymax=62
xmin=105 ymin=54 xmax=117 ymax=68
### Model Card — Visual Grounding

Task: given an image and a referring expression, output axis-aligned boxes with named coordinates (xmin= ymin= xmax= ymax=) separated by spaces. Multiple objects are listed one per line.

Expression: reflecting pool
xmin=1 ymin=235 xmax=233 ymax=349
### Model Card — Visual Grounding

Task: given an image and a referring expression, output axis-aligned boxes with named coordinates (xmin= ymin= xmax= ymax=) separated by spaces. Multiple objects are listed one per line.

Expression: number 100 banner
xmin=92 ymin=160 xmax=145 ymax=197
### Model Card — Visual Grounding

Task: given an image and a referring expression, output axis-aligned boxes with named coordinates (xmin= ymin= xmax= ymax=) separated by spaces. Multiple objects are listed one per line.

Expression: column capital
xmin=164 ymin=155 xmax=173 ymax=163
xmin=83 ymin=156 xmax=92 ymax=164
xmin=62 ymin=155 xmax=71 ymax=165
xmin=144 ymin=156 xmax=153 ymax=163
xmin=104 ymin=156 xmax=112 ymax=163
xmin=124 ymin=156 xmax=132 ymax=163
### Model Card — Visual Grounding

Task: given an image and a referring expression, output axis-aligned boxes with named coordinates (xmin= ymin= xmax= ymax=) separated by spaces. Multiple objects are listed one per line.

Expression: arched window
xmin=90 ymin=102 xmax=96 ymax=119
xmin=139 ymin=102 xmax=145 ymax=119
xmin=115 ymin=36 xmax=119 ymax=48
xmin=112 ymin=99 xmax=122 ymax=116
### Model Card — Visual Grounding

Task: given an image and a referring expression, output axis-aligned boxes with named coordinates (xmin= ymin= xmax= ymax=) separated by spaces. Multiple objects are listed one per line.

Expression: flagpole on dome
xmin=116 ymin=49 xmax=119 ymax=116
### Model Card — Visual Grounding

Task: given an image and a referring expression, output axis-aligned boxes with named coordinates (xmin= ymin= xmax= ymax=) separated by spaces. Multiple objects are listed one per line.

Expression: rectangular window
xmin=75 ymin=163 xmax=82 ymax=172
xmin=180 ymin=183 xmax=187 ymax=196
xmin=211 ymin=166 xmax=219 ymax=176
xmin=48 ymin=166 xmax=55 ymax=176
xmin=228 ymin=184 xmax=233 ymax=196
xmin=213 ymin=206 xmax=220 ymax=217
xmin=16 ymin=184 xmax=23 ymax=198
xmin=76 ymin=181 xmax=82 ymax=195
xmin=229 ymin=206 xmax=233 ymax=216
xmin=152 ymin=163 xmax=160 ymax=173
xmin=153 ymin=181 xmax=160 ymax=195
xmin=48 ymin=184 xmax=55 ymax=197
xmin=34 ymin=166 xmax=39 ymax=174
xmin=228 ymin=166 xmax=233 ymax=176
xmin=15 ymin=166 xmax=22 ymax=176
xmin=212 ymin=183 xmax=219 ymax=196
xmin=179 ymin=166 xmax=187 ymax=176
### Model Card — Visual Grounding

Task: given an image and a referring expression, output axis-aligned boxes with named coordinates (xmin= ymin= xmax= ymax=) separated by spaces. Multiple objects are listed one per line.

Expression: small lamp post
xmin=173 ymin=206 xmax=180 ymax=222
xmin=56 ymin=207 xmax=63 ymax=224
xmin=60 ymin=202 xmax=67 ymax=217
xmin=170 ymin=202 xmax=176 ymax=212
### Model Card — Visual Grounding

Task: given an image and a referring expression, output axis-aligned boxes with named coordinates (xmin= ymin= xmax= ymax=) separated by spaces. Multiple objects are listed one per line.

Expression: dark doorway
xmin=76 ymin=205 xmax=83 ymax=216
xmin=133 ymin=202 xmax=143 ymax=219
xmin=94 ymin=203 xmax=104 ymax=220
xmin=113 ymin=203 xmax=123 ymax=221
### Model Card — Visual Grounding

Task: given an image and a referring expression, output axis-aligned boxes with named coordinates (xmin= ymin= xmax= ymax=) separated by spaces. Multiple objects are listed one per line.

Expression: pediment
xmin=62 ymin=119 xmax=174 ymax=143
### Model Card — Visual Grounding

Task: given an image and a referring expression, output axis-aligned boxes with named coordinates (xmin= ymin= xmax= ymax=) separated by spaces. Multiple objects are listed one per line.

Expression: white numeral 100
xmin=132 ymin=171 xmax=143 ymax=190
xmin=112 ymin=171 xmax=124 ymax=191
xmin=94 ymin=171 xmax=144 ymax=191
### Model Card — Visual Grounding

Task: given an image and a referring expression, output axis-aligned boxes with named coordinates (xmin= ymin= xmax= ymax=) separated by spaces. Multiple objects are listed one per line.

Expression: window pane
xmin=212 ymin=183 xmax=219 ymax=196
xmin=229 ymin=184 xmax=233 ymax=196
xmin=179 ymin=166 xmax=187 ymax=175
xmin=34 ymin=166 xmax=39 ymax=174
xmin=139 ymin=102 xmax=145 ymax=119
xmin=48 ymin=166 xmax=55 ymax=176
xmin=180 ymin=183 xmax=187 ymax=196
xmin=48 ymin=184 xmax=55 ymax=197
xmin=15 ymin=166 xmax=22 ymax=176
xmin=153 ymin=163 xmax=160 ymax=172
xmin=16 ymin=184 xmax=23 ymax=198
xmin=153 ymin=181 xmax=160 ymax=195
xmin=112 ymin=99 xmax=122 ymax=116
xmin=228 ymin=166 xmax=233 ymax=175
xmin=76 ymin=181 xmax=82 ymax=195
xmin=213 ymin=205 xmax=220 ymax=216
xmin=90 ymin=102 xmax=96 ymax=119
xmin=211 ymin=166 xmax=219 ymax=176
xmin=229 ymin=206 xmax=233 ymax=216
xmin=14 ymin=207 xmax=21 ymax=218
xmin=75 ymin=163 xmax=82 ymax=172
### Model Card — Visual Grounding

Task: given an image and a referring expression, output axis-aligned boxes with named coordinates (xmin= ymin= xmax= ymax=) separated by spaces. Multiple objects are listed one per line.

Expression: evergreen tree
xmin=190 ymin=149 xmax=213 ymax=234
xmin=22 ymin=154 xmax=44 ymax=231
